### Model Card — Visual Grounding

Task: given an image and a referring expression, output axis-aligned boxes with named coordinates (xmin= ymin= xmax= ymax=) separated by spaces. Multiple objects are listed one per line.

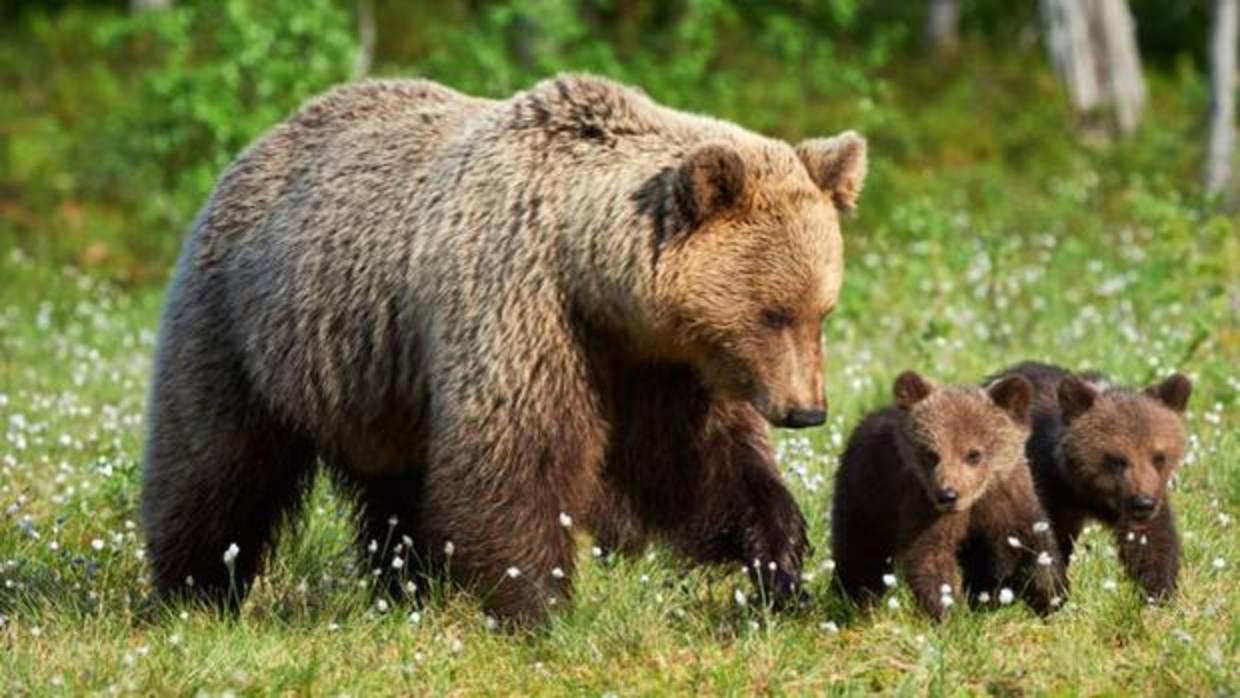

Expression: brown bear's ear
xmin=1058 ymin=376 xmax=1098 ymax=424
xmin=1145 ymin=373 xmax=1192 ymax=413
xmin=796 ymin=131 xmax=867 ymax=214
xmin=679 ymin=142 xmax=748 ymax=225
xmin=894 ymin=371 xmax=934 ymax=409
xmin=988 ymin=375 xmax=1033 ymax=425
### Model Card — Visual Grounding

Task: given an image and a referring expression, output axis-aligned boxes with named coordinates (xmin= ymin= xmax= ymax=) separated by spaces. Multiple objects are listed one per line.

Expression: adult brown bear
xmin=141 ymin=74 xmax=866 ymax=624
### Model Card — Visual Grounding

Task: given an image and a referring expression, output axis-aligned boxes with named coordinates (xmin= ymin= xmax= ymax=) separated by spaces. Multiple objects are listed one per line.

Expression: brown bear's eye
xmin=965 ymin=449 xmax=983 ymax=466
xmin=1103 ymin=454 xmax=1128 ymax=471
xmin=1152 ymin=452 xmax=1167 ymax=468
xmin=760 ymin=308 xmax=794 ymax=329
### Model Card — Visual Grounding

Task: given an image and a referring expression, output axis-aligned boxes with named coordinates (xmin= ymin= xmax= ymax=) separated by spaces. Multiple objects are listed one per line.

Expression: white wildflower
xmin=551 ymin=566 xmax=565 ymax=579
xmin=558 ymin=512 xmax=573 ymax=528
xmin=408 ymin=611 xmax=421 ymax=626
xmin=1102 ymin=578 xmax=1118 ymax=591
xmin=1212 ymin=557 xmax=1225 ymax=570
xmin=505 ymin=566 xmax=521 ymax=579
xmin=1007 ymin=536 xmax=1021 ymax=549
xmin=222 ymin=543 xmax=240 ymax=566
xmin=977 ymin=591 xmax=991 ymax=603
xmin=1033 ymin=521 xmax=1050 ymax=534
xmin=1037 ymin=551 xmax=1053 ymax=566
xmin=886 ymin=597 xmax=900 ymax=610
xmin=734 ymin=588 xmax=747 ymax=607
xmin=391 ymin=556 xmax=404 ymax=570
xmin=998 ymin=588 xmax=1014 ymax=605
xmin=821 ymin=621 xmax=839 ymax=633
xmin=443 ymin=541 xmax=455 ymax=557
xmin=91 ymin=539 xmax=104 ymax=552
xmin=882 ymin=573 xmax=897 ymax=588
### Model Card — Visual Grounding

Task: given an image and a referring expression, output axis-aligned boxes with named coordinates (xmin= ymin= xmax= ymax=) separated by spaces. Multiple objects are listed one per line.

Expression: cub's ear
xmin=679 ymin=142 xmax=748 ymax=224
xmin=796 ymin=131 xmax=867 ymax=213
xmin=1145 ymin=373 xmax=1191 ymax=413
xmin=1057 ymin=376 xmax=1098 ymax=424
xmin=988 ymin=375 xmax=1033 ymax=425
xmin=894 ymin=371 xmax=934 ymax=409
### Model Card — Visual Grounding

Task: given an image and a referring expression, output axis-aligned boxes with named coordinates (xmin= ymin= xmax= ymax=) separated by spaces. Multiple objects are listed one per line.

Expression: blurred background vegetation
xmin=0 ymin=0 xmax=1235 ymax=284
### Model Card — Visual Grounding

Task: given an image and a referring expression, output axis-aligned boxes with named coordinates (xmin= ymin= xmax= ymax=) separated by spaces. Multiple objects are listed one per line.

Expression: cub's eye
xmin=965 ymin=449 xmax=983 ymax=466
xmin=1103 ymin=454 xmax=1128 ymax=471
xmin=761 ymin=308 xmax=794 ymax=329
xmin=1152 ymin=452 xmax=1167 ymax=468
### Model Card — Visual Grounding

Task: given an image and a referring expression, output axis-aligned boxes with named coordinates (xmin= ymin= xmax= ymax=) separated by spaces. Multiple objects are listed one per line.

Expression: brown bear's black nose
xmin=936 ymin=488 xmax=958 ymax=506
xmin=1127 ymin=495 xmax=1156 ymax=516
xmin=780 ymin=408 xmax=826 ymax=429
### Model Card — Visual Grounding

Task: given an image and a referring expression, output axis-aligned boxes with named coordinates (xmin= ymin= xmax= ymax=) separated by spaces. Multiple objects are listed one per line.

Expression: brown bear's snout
xmin=776 ymin=406 xmax=827 ymax=429
xmin=1125 ymin=493 xmax=1158 ymax=519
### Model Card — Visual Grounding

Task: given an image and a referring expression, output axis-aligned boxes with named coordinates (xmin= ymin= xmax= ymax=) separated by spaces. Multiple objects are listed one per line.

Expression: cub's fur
xmin=831 ymin=371 xmax=1064 ymax=619
xmin=992 ymin=362 xmax=1191 ymax=600
xmin=141 ymin=74 xmax=867 ymax=624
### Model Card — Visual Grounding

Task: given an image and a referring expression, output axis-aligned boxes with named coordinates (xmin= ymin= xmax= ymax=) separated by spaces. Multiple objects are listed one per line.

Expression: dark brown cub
xmin=991 ymin=361 xmax=1191 ymax=601
xmin=831 ymin=371 xmax=1065 ymax=620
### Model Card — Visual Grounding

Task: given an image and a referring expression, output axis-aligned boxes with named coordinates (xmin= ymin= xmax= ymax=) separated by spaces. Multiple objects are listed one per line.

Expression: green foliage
xmin=93 ymin=0 xmax=355 ymax=210
xmin=0 ymin=1 xmax=355 ymax=280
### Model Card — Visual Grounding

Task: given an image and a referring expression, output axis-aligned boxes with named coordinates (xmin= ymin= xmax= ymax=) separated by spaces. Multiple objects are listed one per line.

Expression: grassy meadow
xmin=2 ymin=8 xmax=1239 ymax=695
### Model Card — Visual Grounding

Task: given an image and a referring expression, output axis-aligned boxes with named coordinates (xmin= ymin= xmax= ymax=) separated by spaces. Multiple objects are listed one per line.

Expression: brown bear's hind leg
xmin=142 ymin=341 xmax=316 ymax=610
xmin=330 ymin=466 xmax=429 ymax=601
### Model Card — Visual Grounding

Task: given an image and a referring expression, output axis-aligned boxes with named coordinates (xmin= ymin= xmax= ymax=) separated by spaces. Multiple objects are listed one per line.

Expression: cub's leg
xmin=896 ymin=514 xmax=970 ymax=621
xmin=595 ymin=365 xmax=809 ymax=607
xmin=142 ymin=282 xmax=316 ymax=609
xmin=1114 ymin=503 xmax=1179 ymax=601
xmin=831 ymin=491 xmax=893 ymax=607
xmin=966 ymin=474 xmax=1066 ymax=615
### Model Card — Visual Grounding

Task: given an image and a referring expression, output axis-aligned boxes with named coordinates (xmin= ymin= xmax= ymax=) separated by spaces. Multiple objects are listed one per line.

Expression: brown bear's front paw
xmin=740 ymin=486 xmax=810 ymax=610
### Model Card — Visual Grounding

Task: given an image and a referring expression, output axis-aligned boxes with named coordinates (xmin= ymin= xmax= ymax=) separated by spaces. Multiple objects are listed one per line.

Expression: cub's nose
xmin=779 ymin=407 xmax=826 ymax=429
xmin=936 ymin=488 xmax=959 ymax=507
xmin=1126 ymin=495 xmax=1157 ymax=517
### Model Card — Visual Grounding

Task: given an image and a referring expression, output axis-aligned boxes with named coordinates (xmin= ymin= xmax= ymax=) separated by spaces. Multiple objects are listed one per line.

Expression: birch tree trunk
xmin=927 ymin=0 xmax=960 ymax=59
xmin=352 ymin=0 xmax=377 ymax=80
xmin=1206 ymin=0 xmax=1238 ymax=195
xmin=1041 ymin=0 xmax=1146 ymax=135
xmin=1088 ymin=0 xmax=1145 ymax=134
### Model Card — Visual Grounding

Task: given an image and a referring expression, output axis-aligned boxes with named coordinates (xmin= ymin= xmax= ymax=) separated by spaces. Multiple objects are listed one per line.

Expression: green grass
xmin=2 ymin=57 xmax=1239 ymax=695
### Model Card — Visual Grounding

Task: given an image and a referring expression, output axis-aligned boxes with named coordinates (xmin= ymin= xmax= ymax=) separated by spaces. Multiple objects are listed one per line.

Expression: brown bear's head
xmin=892 ymin=371 xmax=1033 ymax=513
xmin=648 ymin=132 xmax=865 ymax=428
xmin=1055 ymin=373 xmax=1191 ymax=526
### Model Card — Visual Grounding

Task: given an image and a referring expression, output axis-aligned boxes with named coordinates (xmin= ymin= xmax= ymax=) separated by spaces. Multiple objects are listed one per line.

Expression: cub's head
xmin=648 ymin=132 xmax=866 ymax=428
xmin=1055 ymin=373 xmax=1191 ymax=525
xmin=892 ymin=371 xmax=1033 ymax=513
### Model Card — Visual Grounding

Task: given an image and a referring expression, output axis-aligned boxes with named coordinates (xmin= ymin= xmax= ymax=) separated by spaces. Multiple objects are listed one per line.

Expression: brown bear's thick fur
xmin=991 ymin=362 xmax=1191 ymax=600
xmin=831 ymin=372 xmax=1065 ymax=620
xmin=141 ymin=74 xmax=867 ymax=624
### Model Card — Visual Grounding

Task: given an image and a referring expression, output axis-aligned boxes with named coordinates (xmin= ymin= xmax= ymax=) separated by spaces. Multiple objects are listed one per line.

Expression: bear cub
xmin=991 ymin=362 xmax=1191 ymax=600
xmin=831 ymin=371 xmax=1065 ymax=620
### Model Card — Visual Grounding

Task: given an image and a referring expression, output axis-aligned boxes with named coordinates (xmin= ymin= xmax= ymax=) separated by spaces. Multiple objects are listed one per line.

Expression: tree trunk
xmin=1041 ymin=0 xmax=1102 ymax=113
xmin=927 ymin=0 xmax=960 ymax=59
xmin=352 ymin=0 xmax=377 ymax=80
xmin=1087 ymin=0 xmax=1145 ymax=134
xmin=1041 ymin=0 xmax=1146 ymax=136
xmin=1206 ymin=0 xmax=1238 ymax=195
